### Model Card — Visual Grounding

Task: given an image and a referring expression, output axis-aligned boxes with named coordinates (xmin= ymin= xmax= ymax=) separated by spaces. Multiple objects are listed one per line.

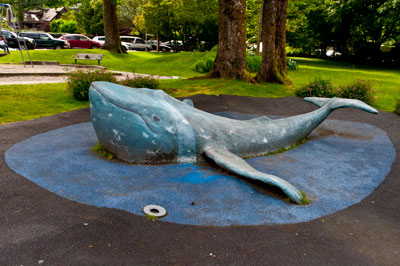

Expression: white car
xmin=120 ymin=36 xmax=152 ymax=51
xmin=92 ymin=36 xmax=134 ymax=51
xmin=161 ymin=40 xmax=184 ymax=51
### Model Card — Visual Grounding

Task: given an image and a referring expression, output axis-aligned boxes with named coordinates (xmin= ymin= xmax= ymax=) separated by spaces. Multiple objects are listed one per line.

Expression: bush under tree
xmin=66 ymin=70 xmax=160 ymax=101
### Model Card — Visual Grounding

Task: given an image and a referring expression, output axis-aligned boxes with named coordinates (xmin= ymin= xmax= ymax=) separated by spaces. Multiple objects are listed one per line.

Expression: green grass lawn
xmin=0 ymin=83 xmax=88 ymax=124
xmin=0 ymin=49 xmax=204 ymax=78
xmin=160 ymin=78 xmax=293 ymax=98
xmin=0 ymin=49 xmax=399 ymax=124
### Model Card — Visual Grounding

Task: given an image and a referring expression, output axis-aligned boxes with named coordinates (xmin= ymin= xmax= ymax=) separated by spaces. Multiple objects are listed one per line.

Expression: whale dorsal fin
xmin=182 ymin=99 xmax=194 ymax=107
xmin=203 ymin=147 xmax=303 ymax=204
xmin=249 ymin=116 xmax=272 ymax=123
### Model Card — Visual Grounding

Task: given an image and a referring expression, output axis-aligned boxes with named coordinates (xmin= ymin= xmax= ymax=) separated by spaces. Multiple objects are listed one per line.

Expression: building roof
xmin=24 ymin=7 xmax=66 ymax=22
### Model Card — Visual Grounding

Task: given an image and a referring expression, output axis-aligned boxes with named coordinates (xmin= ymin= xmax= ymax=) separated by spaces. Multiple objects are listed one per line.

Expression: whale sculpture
xmin=89 ymin=81 xmax=378 ymax=204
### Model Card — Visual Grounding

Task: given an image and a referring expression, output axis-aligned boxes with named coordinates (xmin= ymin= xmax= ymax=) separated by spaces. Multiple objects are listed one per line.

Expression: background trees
xmin=3 ymin=0 xmax=398 ymax=66
xmin=286 ymin=0 xmax=400 ymax=65
xmin=75 ymin=0 xmax=104 ymax=36
xmin=141 ymin=0 xmax=218 ymax=51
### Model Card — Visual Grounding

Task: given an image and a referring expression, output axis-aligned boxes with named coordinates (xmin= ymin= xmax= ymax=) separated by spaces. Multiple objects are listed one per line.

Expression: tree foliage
xmin=142 ymin=0 xmax=218 ymax=51
xmin=118 ymin=0 xmax=146 ymax=35
xmin=74 ymin=0 xmax=104 ymax=36
xmin=50 ymin=18 xmax=77 ymax=33
xmin=246 ymin=0 xmax=262 ymax=47
xmin=287 ymin=0 xmax=400 ymax=64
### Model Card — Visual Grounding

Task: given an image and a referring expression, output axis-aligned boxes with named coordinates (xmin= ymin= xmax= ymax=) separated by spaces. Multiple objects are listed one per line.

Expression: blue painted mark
xmin=5 ymin=113 xmax=396 ymax=226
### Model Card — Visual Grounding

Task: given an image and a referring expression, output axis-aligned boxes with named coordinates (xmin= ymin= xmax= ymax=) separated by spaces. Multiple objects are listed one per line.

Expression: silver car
xmin=120 ymin=36 xmax=152 ymax=51
xmin=92 ymin=36 xmax=135 ymax=51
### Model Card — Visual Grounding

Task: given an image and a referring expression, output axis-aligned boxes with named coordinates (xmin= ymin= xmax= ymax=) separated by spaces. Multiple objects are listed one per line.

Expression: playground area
xmin=1 ymin=95 xmax=399 ymax=265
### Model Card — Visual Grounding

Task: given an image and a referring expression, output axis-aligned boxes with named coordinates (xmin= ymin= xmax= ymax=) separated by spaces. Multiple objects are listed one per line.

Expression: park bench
xmin=74 ymin=53 xmax=104 ymax=66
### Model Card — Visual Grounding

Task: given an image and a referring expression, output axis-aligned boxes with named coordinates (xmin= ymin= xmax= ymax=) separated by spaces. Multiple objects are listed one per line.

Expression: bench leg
xmin=75 ymin=59 xmax=77 ymax=64
xmin=98 ymin=60 xmax=100 ymax=66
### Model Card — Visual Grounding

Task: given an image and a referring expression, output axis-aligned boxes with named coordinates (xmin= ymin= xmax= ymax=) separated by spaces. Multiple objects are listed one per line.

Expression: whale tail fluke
xmin=304 ymin=97 xmax=378 ymax=114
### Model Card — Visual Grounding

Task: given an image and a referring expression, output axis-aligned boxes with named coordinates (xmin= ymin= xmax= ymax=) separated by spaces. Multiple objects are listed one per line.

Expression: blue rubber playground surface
xmin=5 ymin=112 xmax=396 ymax=226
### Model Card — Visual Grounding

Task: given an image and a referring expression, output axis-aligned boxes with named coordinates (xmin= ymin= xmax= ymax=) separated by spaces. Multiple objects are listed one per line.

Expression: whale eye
xmin=153 ymin=115 xmax=160 ymax=122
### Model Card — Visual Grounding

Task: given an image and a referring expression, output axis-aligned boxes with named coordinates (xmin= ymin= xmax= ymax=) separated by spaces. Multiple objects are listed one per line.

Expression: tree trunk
xmin=207 ymin=0 xmax=252 ymax=82
xmin=102 ymin=0 xmax=123 ymax=53
xmin=156 ymin=34 xmax=159 ymax=52
xmin=256 ymin=0 xmax=291 ymax=85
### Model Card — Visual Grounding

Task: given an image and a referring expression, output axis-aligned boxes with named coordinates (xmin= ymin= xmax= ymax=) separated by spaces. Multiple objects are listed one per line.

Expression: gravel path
xmin=0 ymin=64 xmax=179 ymax=85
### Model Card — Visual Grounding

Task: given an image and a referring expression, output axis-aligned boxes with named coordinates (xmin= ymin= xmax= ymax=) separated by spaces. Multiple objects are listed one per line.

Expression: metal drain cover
xmin=143 ymin=205 xmax=167 ymax=218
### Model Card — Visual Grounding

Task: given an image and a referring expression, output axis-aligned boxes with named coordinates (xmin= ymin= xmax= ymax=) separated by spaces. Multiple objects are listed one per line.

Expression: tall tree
xmin=142 ymin=0 xmax=218 ymax=51
xmin=246 ymin=0 xmax=262 ymax=54
xmin=102 ymin=0 xmax=123 ymax=53
xmin=329 ymin=0 xmax=400 ymax=62
xmin=256 ymin=0 xmax=290 ymax=84
xmin=75 ymin=0 xmax=104 ymax=36
xmin=143 ymin=0 xmax=174 ymax=51
xmin=207 ymin=0 xmax=251 ymax=81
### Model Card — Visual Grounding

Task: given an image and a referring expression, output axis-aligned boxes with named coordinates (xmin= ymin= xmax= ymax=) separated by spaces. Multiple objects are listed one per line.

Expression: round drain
xmin=143 ymin=205 xmax=167 ymax=219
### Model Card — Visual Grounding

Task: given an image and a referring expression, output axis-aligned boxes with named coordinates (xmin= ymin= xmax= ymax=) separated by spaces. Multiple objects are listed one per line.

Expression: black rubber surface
xmin=1 ymin=96 xmax=399 ymax=266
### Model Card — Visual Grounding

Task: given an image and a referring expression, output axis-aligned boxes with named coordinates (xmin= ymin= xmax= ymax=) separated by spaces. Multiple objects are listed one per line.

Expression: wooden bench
xmin=74 ymin=53 xmax=104 ymax=65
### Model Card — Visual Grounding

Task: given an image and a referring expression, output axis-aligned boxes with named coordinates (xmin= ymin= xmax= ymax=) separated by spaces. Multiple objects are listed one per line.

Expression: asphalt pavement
xmin=1 ymin=95 xmax=399 ymax=266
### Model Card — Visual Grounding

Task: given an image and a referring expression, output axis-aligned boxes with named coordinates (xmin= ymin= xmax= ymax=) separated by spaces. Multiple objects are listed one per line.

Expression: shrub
xmin=50 ymin=20 xmax=62 ymax=32
xmin=246 ymin=55 xmax=261 ymax=72
xmin=395 ymin=99 xmax=400 ymax=115
xmin=287 ymin=58 xmax=298 ymax=70
xmin=194 ymin=47 xmax=217 ymax=74
xmin=193 ymin=48 xmax=297 ymax=74
xmin=295 ymin=78 xmax=335 ymax=98
xmin=66 ymin=69 xmax=117 ymax=101
xmin=296 ymin=78 xmax=377 ymax=105
xmin=119 ymin=75 xmax=160 ymax=89
xmin=210 ymin=45 xmax=218 ymax=53
xmin=50 ymin=19 xmax=77 ymax=33
xmin=337 ymin=79 xmax=376 ymax=105
xmin=194 ymin=58 xmax=215 ymax=73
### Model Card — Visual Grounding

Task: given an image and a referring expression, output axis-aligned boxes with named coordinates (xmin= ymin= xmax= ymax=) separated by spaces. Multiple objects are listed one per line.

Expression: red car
xmin=60 ymin=34 xmax=101 ymax=49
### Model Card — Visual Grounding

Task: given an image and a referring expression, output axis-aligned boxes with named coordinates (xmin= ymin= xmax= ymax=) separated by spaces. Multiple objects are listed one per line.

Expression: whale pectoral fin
xmin=204 ymin=147 xmax=304 ymax=204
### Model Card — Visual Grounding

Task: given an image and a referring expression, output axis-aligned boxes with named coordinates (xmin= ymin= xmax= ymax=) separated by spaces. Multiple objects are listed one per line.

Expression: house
xmin=23 ymin=7 xmax=67 ymax=31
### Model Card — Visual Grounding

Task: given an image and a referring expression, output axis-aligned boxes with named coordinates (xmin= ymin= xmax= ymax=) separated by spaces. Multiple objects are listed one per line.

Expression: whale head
xmin=89 ymin=81 xmax=196 ymax=163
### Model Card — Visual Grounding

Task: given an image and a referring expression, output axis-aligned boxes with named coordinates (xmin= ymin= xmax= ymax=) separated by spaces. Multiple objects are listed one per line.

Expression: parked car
xmin=120 ymin=36 xmax=152 ymax=51
xmin=1 ymin=30 xmax=36 ymax=50
xmin=146 ymin=40 xmax=171 ymax=52
xmin=19 ymin=32 xmax=69 ymax=49
xmin=92 ymin=36 xmax=134 ymax=52
xmin=60 ymin=34 xmax=101 ymax=49
xmin=162 ymin=40 xmax=184 ymax=51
